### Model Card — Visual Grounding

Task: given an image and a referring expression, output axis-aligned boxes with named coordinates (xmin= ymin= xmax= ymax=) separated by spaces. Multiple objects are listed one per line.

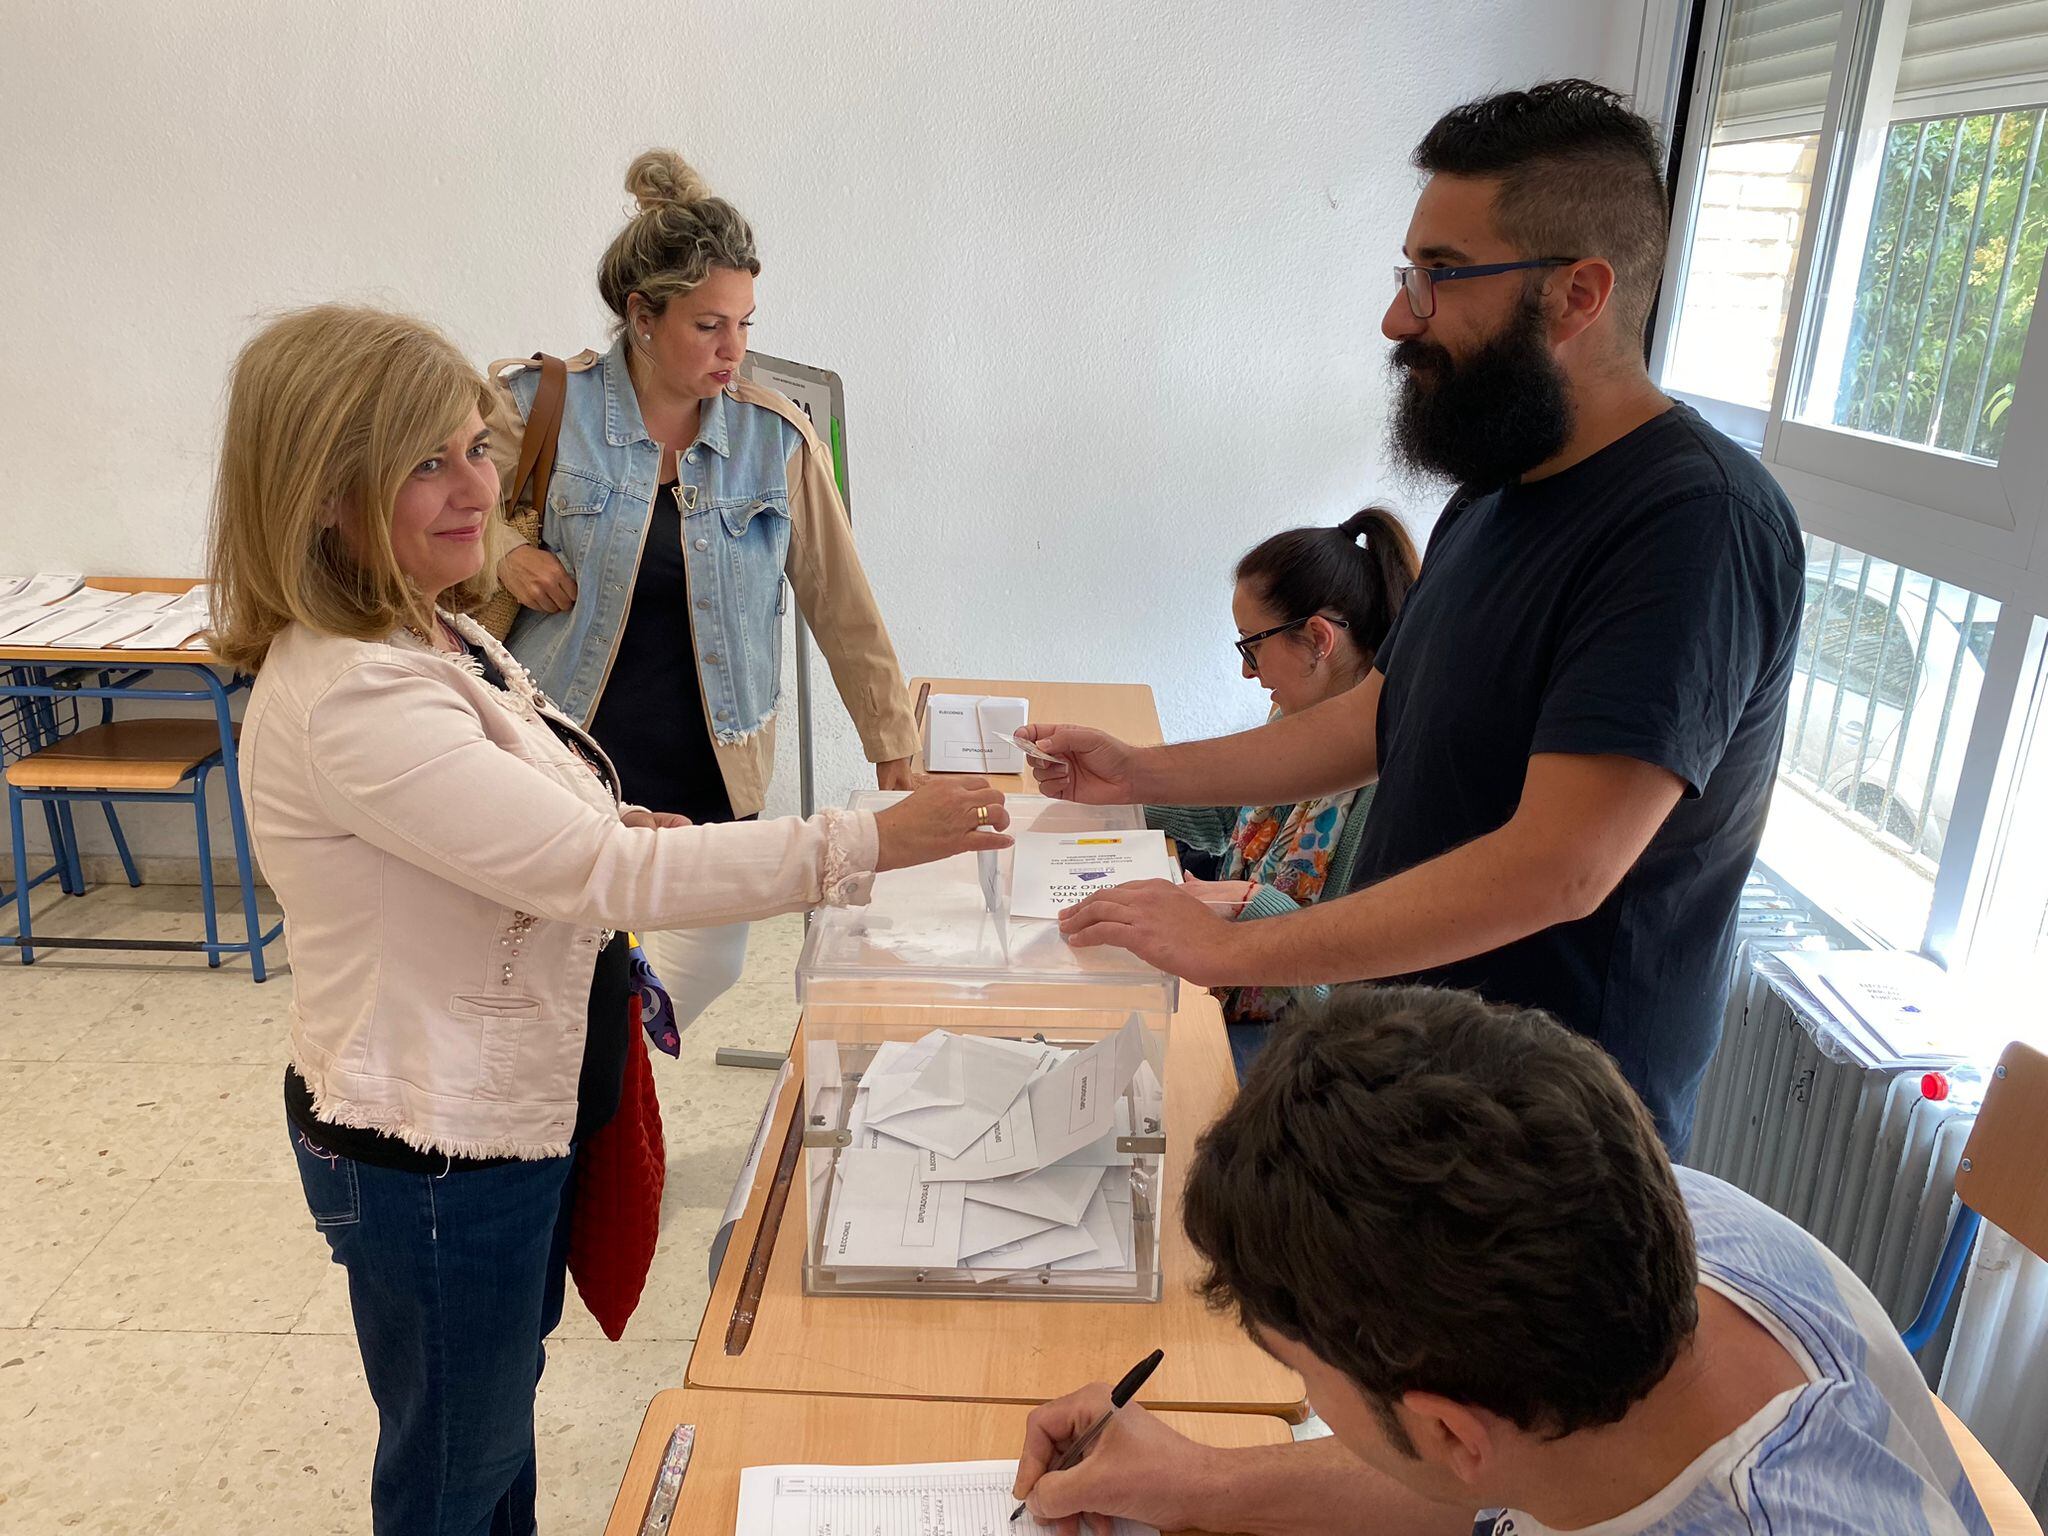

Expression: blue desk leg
xmin=9 ymin=790 xmax=34 ymax=965
xmin=203 ymin=672 xmax=269 ymax=983
xmin=40 ymin=803 xmax=71 ymax=893
xmin=53 ymin=802 xmax=86 ymax=896
xmin=193 ymin=763 xmax=222 ymax=968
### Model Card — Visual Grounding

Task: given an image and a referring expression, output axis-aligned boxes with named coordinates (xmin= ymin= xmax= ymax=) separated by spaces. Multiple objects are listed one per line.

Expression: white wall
xmin=1 ymin=0 xmax=1643 ymax=851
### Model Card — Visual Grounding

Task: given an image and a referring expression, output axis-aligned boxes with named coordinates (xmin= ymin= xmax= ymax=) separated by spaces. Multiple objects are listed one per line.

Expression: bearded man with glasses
xmin=1023 ymin=79 xmax=1804 ymax=1154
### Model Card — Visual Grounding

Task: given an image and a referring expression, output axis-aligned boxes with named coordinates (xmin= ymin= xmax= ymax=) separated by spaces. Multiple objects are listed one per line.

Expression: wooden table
xmin=601 ymin=1388 xmax=1291 ymax=1536
xmin=910 ymin=676 xmax=1162 ymax=794
xmin=685 ymin=990 xmax=1305 ymax=1418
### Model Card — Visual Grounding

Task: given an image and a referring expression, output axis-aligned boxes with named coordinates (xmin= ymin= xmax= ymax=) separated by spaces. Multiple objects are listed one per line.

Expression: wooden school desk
xmin=909 ymin=676 xmax=1163 ymax=792
xmin=685 ymin=989 xmax=1306 ymax=1419
xmin=602 ymin=1388 xmax=1292 ymax=1536
xmin=0 ymin=577 xmax=281 ymax=975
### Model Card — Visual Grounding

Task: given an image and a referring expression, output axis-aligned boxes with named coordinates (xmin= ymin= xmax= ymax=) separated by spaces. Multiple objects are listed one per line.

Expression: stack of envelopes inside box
xmin=818 ymin=1016 xmax=1159 ymax=1289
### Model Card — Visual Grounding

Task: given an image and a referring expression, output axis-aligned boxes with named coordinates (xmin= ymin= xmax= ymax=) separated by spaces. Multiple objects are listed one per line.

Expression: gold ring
xmin=975 ymin=804 xmax=990 ymax=827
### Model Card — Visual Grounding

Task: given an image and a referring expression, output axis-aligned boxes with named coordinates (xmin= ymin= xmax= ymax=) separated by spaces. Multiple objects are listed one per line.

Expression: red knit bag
xmin=566 ymin=994 xmax=665 ymax=1341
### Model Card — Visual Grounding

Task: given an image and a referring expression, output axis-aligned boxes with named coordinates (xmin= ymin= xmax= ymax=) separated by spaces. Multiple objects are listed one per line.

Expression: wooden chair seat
xmin=1936 ymin=1397 xmax=2043 ymax=1535
xmin=5 ymin=719 xmax=231 ymax=791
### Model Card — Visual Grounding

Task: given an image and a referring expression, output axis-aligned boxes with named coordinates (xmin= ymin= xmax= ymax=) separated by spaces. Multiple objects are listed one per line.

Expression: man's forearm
xmin=1223 ymin=823 xmax=1580 ymax=987
xmin=1213 ymin=753 xmax=1682 ymax=987
xmin=1140 ymin=684 xmax=1379 ymax=807
xmin=1185 ymin=1438 xmax=1475 ymax=1536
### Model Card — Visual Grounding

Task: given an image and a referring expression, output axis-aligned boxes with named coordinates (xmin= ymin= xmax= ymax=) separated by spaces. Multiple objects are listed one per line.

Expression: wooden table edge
xmin=0 ymin=647 xmax=226 ymax=667
xmin=602 ymin=1388 xmax=1300 ymax=1536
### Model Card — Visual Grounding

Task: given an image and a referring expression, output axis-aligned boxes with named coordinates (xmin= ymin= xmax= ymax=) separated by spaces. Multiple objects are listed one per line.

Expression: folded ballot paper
xmin=820 ymin=1016 xmax=1156 ymax=1283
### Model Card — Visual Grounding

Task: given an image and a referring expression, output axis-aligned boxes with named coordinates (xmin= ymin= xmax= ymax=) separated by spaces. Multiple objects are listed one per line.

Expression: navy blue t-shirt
xmin=1354 ymin=405 xmax=1803 ymax=1151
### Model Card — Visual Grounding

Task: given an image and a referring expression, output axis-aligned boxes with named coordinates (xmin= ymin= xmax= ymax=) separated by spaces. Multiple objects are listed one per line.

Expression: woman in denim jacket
xmin=487 ymin=149 xmax=921 ymax=1033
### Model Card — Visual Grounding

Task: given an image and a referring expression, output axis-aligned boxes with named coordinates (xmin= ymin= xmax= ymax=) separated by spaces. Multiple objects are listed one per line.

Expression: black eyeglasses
xmin=1393 ymin=258 xmax=1576 ymax=319
xmin=1235 ymin=615 xmax=1348 ymax=668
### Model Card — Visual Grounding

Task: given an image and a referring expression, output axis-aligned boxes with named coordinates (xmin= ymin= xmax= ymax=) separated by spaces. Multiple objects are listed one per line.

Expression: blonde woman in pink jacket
xmin=208 ymin=303 xmax=1007 ymax=1536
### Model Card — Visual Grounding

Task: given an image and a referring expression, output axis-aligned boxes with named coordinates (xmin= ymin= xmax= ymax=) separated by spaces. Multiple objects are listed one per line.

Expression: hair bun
xmin=624 ymin=149 xmax=711 ymax=212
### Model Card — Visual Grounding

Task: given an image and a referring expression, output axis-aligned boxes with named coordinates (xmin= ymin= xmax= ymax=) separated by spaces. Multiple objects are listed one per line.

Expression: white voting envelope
xmin=820 ymin=1149 xmax=967 ymax=1269
xmin=1023 ymin=1014 xmax=1148 ymax=1165
xmin=923 ymin=693 xmax=1029 ymax=774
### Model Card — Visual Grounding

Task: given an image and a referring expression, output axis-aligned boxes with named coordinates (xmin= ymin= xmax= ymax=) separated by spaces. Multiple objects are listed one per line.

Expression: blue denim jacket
xmin=489 ymin=337 xmax=918 ymax=816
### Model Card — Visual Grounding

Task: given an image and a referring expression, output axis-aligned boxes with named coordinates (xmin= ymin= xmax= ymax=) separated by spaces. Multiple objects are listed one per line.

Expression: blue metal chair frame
xmin=0 ymin=667 xmax=77 ymax=902
xmin=1900 ymin=1204 xmax=1985 ymax=1354
xmin=0 ymin=660 xmax=281 ymax=980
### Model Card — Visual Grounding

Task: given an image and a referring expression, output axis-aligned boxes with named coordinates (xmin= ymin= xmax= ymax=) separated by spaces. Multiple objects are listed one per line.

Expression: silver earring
xmin=642 ymin=332 xmax=652 ymax=342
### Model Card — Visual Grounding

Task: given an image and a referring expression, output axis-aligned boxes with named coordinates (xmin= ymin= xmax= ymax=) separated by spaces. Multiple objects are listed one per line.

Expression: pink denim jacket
xmin=242 ymin=612 xmax=875 ymax=1159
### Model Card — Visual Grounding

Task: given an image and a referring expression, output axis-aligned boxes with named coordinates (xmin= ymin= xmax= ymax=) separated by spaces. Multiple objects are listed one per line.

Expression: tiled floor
xmin=0 ymin=881 xmax=805 ymax=1534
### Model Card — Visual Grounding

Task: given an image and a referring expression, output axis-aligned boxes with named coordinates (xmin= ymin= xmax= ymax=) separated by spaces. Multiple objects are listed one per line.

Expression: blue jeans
xmin=289 ymin=1121 xmax=577 ymax=1536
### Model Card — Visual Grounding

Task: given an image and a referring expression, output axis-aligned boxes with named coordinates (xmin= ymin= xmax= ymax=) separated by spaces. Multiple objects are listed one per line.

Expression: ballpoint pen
xmin=1010 ymin=1349 xmax=1164 ymax=1523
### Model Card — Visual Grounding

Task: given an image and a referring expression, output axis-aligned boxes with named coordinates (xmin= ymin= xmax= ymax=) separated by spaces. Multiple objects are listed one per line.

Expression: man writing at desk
xmin=1026 ymin=80 xmax=1804 ymax=1152
xmin=1012 ymin=988 xmax=1989 ymax=1535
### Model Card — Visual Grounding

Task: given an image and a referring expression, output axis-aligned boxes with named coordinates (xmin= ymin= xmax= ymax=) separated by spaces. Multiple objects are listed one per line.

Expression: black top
xmin=1352 ymin=405 xmax=1804 ymax=1152
xmin=586 ymin=480 xmax=735 ymax=826
xmin=283 ymin=639 xmax=634 ymax=1173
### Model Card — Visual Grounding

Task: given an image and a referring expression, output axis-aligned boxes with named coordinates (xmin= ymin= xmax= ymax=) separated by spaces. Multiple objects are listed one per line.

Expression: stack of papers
xmin=1767 ymin=949 xmax=1960 ymax=1067
xmin=819 ymin=1016 xmax=1160 ymax=1284
xmin=0 ymin=578 xmax=213 ymax=651
xmin=738 ymin=1461 xmax=1155 ymax=1536
xmin=0 ymin=573 xmax=83 ymax=604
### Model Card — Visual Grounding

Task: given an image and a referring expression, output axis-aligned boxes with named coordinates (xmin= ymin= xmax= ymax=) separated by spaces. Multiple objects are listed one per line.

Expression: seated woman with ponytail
xmin=1148 ymin=508 xmax=1418 ymax=1073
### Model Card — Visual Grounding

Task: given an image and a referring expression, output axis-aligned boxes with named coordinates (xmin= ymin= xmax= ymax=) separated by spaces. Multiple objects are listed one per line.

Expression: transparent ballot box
xmin=796 ymin=793 xmax=1177 ymax=1302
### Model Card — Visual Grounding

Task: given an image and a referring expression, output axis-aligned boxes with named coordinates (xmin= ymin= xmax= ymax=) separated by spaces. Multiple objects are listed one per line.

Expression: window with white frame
xmin=1657 ymin=0 xmax=2048 ymax=962
xmin=1950 ymin=616 xmax=2048 ymax=1040
xmin=1760 ymin=534 xmax=1999 ymax=948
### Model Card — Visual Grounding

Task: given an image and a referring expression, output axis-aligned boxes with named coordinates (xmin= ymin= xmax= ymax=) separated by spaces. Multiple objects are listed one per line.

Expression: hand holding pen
xmin=1011 ymin=1350 xmax=1164 ymax=1525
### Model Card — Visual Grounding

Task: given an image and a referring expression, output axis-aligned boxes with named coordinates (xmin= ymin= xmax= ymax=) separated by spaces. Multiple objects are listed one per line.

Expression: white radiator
xmin=1688 ymin=962 xmax=1976 ymax=1325
xmin=1689 ymin=882 xmax=2048 ymax=1511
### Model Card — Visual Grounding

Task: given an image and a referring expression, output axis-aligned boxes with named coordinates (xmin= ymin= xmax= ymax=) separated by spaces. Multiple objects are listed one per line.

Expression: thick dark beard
xmin=1388 ymin=297 xmax=1573 ymax=491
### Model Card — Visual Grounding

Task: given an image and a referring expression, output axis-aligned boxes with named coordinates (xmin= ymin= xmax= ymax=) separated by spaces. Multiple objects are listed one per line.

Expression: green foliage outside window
xmin=1834 ymin=109 xmax=2048 ymax=460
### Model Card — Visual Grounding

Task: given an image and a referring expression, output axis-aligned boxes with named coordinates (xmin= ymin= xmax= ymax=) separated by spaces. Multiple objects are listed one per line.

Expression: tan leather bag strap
xmin=508 ymin=353 xmax=568 ymax=514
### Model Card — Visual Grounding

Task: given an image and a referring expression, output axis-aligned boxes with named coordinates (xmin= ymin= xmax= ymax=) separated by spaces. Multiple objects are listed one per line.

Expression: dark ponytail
xmin=1235 ymin=507 xmax=1420 ymax=663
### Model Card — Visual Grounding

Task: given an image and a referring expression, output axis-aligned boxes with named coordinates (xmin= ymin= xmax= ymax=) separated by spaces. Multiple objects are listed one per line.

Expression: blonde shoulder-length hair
xmin=206 ymin=304 xmax=497 ymax=672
